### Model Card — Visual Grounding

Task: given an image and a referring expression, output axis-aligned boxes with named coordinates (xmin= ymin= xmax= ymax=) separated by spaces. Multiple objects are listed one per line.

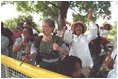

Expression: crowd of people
xmin=1 ymin=9 xmax=117 ymax=78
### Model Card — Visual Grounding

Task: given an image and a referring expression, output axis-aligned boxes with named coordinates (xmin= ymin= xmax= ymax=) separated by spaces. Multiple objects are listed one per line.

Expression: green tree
xmin=1 ymin=1 xmax=112 ymax=31
xmin=108 ymin=21 xmax=117 ymax=41
xmin=4 ymin=19 xmax=17 ymax=29
xmin=4 ymin=14 xmax=39 ymax=32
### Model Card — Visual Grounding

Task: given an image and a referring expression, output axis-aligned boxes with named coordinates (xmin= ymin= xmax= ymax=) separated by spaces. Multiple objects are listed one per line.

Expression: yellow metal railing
xmin=1 ymin=55 xmax=69 ymax=78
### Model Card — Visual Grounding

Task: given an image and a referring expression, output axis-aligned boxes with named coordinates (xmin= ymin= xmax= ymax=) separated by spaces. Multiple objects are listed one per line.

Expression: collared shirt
xmin=64 ymin=21 xmax=98 ymax=67
xmin=13 ymin=37 xmax=36 ymax=60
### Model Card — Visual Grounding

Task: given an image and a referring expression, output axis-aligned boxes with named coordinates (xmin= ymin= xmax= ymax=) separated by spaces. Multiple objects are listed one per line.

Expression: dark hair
xmin=1 ymin=22 xmax=5 ymax=34
xmin=23 ymin=27 xmax=33 ymax=36
xmin=44 ymin=18 xmax=55 ymax=32
xmin=1 ymin=22 xmax=14 ymax=46
xmin=23 ymin=27 xmax=34 ymax=42
xmin=1 ymin=21 xmax=4 ymax=27
xmin=23 ymin=21 xmax=32 ymax=27
xmin=103 ymin=24 xmax=112 ymax=30
xmin=58 ymin=56 xmax=82 ymax=77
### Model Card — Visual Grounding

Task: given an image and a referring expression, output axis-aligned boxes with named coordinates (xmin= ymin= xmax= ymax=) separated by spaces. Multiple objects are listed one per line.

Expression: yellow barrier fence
xmin=1 ymin=55 xmax=69 ymax=78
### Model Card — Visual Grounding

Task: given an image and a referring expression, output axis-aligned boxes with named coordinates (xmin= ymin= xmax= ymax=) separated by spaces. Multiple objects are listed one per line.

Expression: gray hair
xmin=44 ymin=18 xmax=55 ymax=29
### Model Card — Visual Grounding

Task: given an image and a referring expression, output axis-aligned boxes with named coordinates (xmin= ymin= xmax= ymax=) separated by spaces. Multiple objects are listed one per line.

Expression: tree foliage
xmin=1 ymin=1 xmax=112 ymax=31
xmin=4 ymin=14 xmax=39 ymax=32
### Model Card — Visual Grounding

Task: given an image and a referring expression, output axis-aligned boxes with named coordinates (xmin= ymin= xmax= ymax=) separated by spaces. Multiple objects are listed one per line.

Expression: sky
xmin=0 ymin=1 xmax=117 ymax=26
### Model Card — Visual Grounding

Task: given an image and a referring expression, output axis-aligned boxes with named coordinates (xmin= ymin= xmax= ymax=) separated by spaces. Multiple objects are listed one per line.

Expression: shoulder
xmin=1 ymin=35 xmax=9 ymax=42
xmin=34 ymin=36 xmax=43 ymax=47
xmin=15 ymin=37 xmax=22 ymax=43
xmin=36 ymin=36 xmax=43 ymax=41
xmin=53 ymin=35 xmax=63 ymax=41
xmin=53 ymin=35 xmax=64 ymax=45
xmin=16 ymin=37 xmax=22 ymax=41
xmin=53 ymin=35 xmax=61 ymax=39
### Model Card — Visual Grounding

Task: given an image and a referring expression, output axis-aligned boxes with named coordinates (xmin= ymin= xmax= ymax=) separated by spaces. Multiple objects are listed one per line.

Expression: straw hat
xmin=72 ymin=21 xmax=87 ymax=34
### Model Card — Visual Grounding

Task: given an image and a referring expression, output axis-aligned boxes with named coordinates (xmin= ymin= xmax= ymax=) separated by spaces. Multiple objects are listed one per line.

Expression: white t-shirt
xmin=100 ymin=29 xmax=109 ymax=37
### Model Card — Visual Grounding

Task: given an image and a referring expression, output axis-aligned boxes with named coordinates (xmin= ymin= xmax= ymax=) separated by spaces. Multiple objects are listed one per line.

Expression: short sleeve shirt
xmin=39 ymin=35 xmax=63 ymax=59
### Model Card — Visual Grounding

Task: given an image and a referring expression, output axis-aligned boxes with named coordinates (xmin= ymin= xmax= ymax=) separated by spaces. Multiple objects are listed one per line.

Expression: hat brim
xmin=72 ymin=21 xmax=87 ymax=34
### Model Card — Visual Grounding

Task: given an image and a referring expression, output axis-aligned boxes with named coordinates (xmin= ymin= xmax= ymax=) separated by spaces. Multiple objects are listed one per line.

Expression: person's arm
xmin=53 ymin=43 xmax=69 ymax=55
xmin=63 ymin=26 xmax=73 ymax=44
xmin=22 ymin=43 xmax=37 ymax=62
xmin=86 ymin=9 xmax=98 ymax=43
xmin=13 ymin=35 xmax=29 ymax=53
xmin=28 ymin=43 xmax=37 ymax=59
xmin=61 ymin=26 xmax=67 ymax=40
xmin=12 ymin=38 xmax=24 ymax=53
xmin=64 ymin=18 xmax=71 ymax=26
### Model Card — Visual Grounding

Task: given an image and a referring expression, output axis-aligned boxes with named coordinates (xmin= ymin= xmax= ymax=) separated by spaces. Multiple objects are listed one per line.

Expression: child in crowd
xmin=100 ymin=23 xmax=112 ymax=37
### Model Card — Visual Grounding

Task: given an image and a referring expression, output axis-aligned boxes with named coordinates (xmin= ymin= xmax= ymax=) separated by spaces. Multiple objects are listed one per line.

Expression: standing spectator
xmin=89 ymin=24 xmax=109 ymax=77
xmin=63 ymin=9 xmax=98 ymax=77
xmin=58 ymin=56 xmax=85 ymax=78
xmin=12 ymin=27 xmax=36 ymax=65
xmin=1 ymin=22 xmax=9 ymax=56
xmin=1 ymin=22 xmax=14 ymax=57
xmin=33 ymin=18 xmax=68 ymax=72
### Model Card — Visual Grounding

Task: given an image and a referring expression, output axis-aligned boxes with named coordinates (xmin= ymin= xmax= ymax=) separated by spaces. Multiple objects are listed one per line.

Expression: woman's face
xmin=22 ymin=28 xmax=30 ymax=38
xmin=72 ymin=62 xmax=82 ymax=78
xmin=42 ymin=22 xmax=53 ymax=36
xmin=74 ymin=24 xmax=83 ymax=36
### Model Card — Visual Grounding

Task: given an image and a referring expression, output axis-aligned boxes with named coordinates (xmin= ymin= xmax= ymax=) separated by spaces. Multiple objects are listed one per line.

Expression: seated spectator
xmin=58 ymin=56 xmax=85 ymax=78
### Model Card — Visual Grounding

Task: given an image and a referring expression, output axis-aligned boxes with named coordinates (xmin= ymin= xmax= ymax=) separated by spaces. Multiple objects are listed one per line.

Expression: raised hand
xmin=53 ymin=43 xmax=59 ymax=51
xmin=23 ymin=35 xmax=29 ymax=43
xmin=64 ymin=18 xmax=71 ymax=26
xmin=87 ymin=8 xmax=93 ymax=21
xmin=63 ymin=26 xmax=67 ymax=32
